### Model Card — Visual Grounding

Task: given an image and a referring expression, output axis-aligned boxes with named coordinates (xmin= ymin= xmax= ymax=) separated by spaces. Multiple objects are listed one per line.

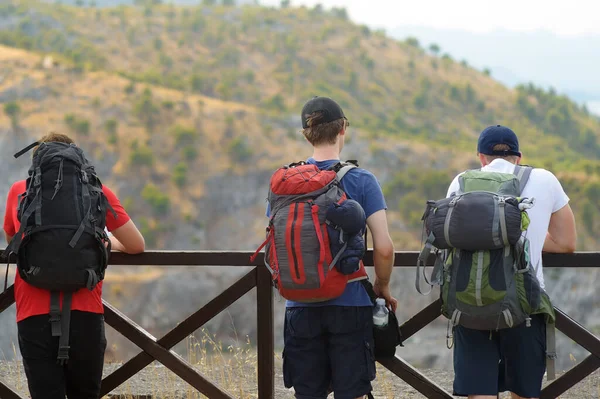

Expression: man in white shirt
xmin=446 ymin=125 xmax=577 ymax=399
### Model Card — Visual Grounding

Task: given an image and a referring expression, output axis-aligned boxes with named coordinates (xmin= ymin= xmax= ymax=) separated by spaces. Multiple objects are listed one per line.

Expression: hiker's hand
xmin=374 ymin=280 xmax=397 ymax=313
xmin=109 ymin=235 xmax=124 ymax=252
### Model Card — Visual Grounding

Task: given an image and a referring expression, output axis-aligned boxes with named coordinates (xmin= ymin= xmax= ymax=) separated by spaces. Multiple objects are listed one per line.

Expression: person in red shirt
xmin=3 ymin=132 xmax=145 ymax=399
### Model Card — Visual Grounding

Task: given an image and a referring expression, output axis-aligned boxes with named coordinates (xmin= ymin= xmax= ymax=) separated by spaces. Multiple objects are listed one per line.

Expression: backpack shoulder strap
xmin=336 ymin=164 xmax=357 ymax=182
xmin=513 ymin=165 xmax=533 ymax=195
xmin=456 ymin=169 xmax=474 ymax=195
xmin=331 ymin=159 xmax=359 ymax=183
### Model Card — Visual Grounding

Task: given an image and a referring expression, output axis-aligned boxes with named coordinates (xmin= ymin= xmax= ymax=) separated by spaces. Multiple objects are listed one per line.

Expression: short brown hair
xmin=39 ymin=132 xmax=74 ymax=144
xmin=483 ymin=144 xmax=519 ymax=163
xmin=33 ymin=132 xmax=75 ymax=156
xmin=302 ymin=112 xmax=346 ymax=146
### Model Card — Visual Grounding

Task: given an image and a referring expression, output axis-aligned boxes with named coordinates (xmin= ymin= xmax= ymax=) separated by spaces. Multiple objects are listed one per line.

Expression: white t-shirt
xmin=446 ymin=159 xmax=570 ymax=289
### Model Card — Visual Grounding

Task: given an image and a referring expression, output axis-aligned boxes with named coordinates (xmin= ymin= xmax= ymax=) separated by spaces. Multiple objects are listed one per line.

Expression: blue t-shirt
xmin=265 ymin=158 xmax=387 ymax=308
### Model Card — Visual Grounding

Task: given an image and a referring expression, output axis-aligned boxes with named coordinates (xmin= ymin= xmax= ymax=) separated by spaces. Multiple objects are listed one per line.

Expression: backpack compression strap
xmin=50 ymin=291 xmax=73 ymax=365
xmin=513 ymin=165 xmax=533 ymax=195
xmin=546 ymin=322 xmax=557 ymax=380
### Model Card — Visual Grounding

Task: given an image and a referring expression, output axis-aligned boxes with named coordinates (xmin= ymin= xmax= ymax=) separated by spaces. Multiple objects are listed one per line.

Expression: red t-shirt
xmin=3 ymin=180 xmax=130 ymax=322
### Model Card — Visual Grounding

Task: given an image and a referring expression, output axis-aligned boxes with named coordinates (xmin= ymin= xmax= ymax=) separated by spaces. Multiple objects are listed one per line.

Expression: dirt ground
xmin=0 ymin=359 xmax=598 ymax=398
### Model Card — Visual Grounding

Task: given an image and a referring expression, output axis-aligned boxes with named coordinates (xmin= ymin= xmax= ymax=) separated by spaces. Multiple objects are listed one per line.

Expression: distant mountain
xmin=389 ymin=25 xmax=600 ymax=109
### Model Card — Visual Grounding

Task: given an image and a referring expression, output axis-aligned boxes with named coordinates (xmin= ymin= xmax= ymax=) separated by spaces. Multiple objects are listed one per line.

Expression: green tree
xmin=182 ymin=146 xmax=198 ymax=161
xmin=170 ymin=124 xmax=197 ymax=146
xmin=347 ymin=71 xmax=358 ymax=93
xmin=133 ymin=88 xmax=160 ymax=131
xmin=582 ymin=201 xmax=595 ymax=233
xmin=64 ymin=113 xmax=90 ymax=136
xmin=331 ymin=7 xmax=348 ymax=20
xmin=405 ymin=36 xmax=420 ymax=48
xmin=464 ymin=84 xmax=476 ymax=104
xmin=264 ymin=94 xmax=286 ymax=112
xmin=280 ymin=0 xmax=290 ymax=8
xmin=104 ymin=118 xmax=118 ymax=134
xmin=229 ymin=137 xmax=252 ymax=162
xmin=172 ymin=162 xmax=187 ymax=188
xmin=142 ymin=183 xmax=170 ymax=216
xmin=125 ymin=81 xmax=136 ymax=94
xmin=413 ymin=91 xmax=427 ymax=109
xmin=129 ymin=143 xmax=154 ymax=166
xmin=4 ymin=101 xmax=21 ymax=131
xmin=360 ymin=25 xmax=371 ymax=37
xmin=428 ymin=43 xmax=440 ymax=56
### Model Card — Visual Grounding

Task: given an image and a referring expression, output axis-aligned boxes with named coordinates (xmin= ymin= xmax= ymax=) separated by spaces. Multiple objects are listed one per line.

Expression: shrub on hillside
xmin=4 ymin=101 xmax=21 ymax=130
xmin=104 ymin=119 xmax=119 ymax=144
xmin=64 ymin=113 xmax=90 ymax=136
xmin=129 ymin=141 xmax=154 ymax=166
xmin=182 ymin=146 xmax=198 ymax=161
xmin=228 ymin=137 xmax=253 ymax=162
xmin=170 ymin=124 xmax=197 ymax=146
xmin=133 ymin=88 xmax=160 ymax=131
xmin=142 ymin=183 xmax=170 ymax=216
xmin=172 ymin=162 xmax=187 ymax=188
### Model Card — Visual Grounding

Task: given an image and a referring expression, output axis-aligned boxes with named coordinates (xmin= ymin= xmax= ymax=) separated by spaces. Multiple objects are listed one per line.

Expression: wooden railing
xmin=0 ymin=251 xmax=598 ymax=399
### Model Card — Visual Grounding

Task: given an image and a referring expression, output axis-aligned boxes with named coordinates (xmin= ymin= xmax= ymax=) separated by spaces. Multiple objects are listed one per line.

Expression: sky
xmin=260 ymin=0 xmax=600 ymax=37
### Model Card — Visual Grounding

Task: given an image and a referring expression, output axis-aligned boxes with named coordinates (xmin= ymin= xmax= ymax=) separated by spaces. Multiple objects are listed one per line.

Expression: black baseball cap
xmin=477 ymin=125 xmax=521 ymax=157
xmin=301 ymin=96 xmax=347 ymax=129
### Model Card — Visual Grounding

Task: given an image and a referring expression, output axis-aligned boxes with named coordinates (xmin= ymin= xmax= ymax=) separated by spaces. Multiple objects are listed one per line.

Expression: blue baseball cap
xmin=477 ymin=125 xmax=521 ymax=157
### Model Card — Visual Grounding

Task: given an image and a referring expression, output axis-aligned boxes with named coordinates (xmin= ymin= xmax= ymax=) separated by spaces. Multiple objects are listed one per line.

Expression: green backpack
xmin=416 ymin=165 xmax=557 ymax=379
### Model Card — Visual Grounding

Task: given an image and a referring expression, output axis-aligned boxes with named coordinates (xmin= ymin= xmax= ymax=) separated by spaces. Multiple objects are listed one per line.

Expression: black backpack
xmin=3 ymin=141 xmax=114 ymax=364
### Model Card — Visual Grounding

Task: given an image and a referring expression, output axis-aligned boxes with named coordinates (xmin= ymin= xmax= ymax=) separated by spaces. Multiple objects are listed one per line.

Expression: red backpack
xmin=251 ymin=160 xmax=368 ymax=302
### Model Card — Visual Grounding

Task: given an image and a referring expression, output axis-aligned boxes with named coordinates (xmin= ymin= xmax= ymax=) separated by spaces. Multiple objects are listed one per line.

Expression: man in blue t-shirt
xmin=267 ymin=96 xmax=397 ymax=399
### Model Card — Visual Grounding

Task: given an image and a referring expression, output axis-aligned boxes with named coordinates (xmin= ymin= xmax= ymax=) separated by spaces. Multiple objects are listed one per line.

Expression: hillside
xmin=3 ymin=0 xmax=600 ymax=249
xmin=0 ymin=0 xmax=599 ymax=375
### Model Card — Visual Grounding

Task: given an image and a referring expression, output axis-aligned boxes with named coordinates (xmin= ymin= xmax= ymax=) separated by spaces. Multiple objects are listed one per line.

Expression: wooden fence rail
xmin=0 ymin=250 xmax=598 ymax=399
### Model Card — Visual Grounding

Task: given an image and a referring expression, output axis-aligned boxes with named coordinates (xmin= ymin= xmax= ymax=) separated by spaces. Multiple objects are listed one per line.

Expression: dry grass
xmin=98 ymin=328 xmax=261 ymax=399
xmin=2 ymin=326 xmax=599 ymax=398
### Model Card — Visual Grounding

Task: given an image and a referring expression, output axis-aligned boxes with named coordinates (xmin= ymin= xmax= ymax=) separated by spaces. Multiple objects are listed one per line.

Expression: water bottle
xmin=373 ymin=298 xmax=389 ymax=328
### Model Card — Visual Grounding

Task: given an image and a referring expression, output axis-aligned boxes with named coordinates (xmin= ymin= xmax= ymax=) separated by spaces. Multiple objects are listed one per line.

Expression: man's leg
xmin=17 ymin=314 xmax=66 ymax=399
xmin=283 ymin=307 xmax=330 ymax=399
xmin=327 ymin=306 xmax=375 ymax=399
xmin=452 ymin=325 xmax=502 ymax=399
xmin=500 ymin=314 xmax=547 ymax=399
xmin=64 ymin=311 xmax=107 ymax=399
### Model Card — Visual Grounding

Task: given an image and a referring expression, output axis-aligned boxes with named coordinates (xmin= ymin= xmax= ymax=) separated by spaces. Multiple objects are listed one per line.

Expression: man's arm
xmin=3 ymin=183 xmax=18 ymax=246
xmin=102 ymin=185 xmax=145 ymax=254
xmin=109 ymin=220 xmax=145 ymax=254
xmin=366 ymin=209 xmax=397 ymax=312
xmin=543 ymin=204 xmax=576 ymax=253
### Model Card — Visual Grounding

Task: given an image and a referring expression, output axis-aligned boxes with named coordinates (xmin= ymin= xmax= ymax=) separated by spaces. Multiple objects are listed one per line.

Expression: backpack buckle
xmin=80 ymin=171 xmax=89 ymax=184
